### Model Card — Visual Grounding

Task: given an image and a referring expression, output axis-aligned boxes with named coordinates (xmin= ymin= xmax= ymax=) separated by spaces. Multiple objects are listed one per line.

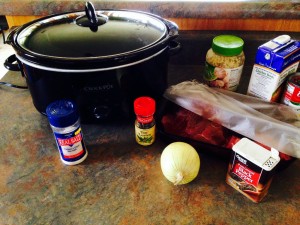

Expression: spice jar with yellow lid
xmin=204 ymin=35 xmax=245 ymax=91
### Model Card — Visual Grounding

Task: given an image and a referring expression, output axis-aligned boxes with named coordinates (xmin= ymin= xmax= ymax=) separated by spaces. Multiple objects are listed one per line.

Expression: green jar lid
xmin=212 ymin=35 xmax=244 ymax=56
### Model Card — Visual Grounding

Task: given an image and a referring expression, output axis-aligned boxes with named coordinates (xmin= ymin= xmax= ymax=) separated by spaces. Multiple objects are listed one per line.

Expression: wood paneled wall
xmin=6 ymin=16 xmax=300 ymax=32
xmin=6 ymin=16 xmax=41 ymax=28
xmin=169 ymin=18 xmax=300 ymax=32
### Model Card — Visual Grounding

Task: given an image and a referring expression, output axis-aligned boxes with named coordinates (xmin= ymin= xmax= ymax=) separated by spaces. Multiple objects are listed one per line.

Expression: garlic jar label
xmin=204 ymin=62 xmax=243 ymax=91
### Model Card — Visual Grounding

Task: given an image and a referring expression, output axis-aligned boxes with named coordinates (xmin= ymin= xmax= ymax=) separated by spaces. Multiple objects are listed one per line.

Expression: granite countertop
xmin=1 ymin=30 xmax=300 ymax=224
xmin=0 ymin=0 xmax=299 ymax=19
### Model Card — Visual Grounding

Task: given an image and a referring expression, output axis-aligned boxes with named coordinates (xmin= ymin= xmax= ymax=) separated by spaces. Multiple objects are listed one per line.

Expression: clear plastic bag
xmin=164 ymin=80 xmax=300 ymax=158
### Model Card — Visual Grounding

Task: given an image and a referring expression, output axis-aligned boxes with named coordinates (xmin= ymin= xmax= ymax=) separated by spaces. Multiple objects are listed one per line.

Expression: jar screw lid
xmin=212 ymin=35 xmax=244 ymax=56
xmin=46 ymin=99 xmax=79 ymax=128
xmin=134 ymin=97 xmax=156 ymax=116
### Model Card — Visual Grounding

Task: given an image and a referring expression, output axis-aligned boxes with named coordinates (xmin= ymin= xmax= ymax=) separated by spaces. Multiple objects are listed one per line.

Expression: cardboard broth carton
xmin=247 ymin=35 xmax=300 ymax=102
xmin=226 ymin=138 xmax=281 ymax=203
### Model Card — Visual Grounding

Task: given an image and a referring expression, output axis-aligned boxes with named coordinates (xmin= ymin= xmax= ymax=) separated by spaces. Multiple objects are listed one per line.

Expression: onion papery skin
xmin=160 ymin=142 xmax=200 ymax=185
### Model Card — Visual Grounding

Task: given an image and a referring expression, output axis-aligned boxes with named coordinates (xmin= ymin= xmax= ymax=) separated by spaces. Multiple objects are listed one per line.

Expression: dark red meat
xmin=161 ymin=107 xmax=230 ymax=147
xmin=161 ymin=105 xmax=293 ymax=161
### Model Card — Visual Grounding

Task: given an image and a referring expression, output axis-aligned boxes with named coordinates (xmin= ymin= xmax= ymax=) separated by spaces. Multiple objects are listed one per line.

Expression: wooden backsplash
xmin=6 ymin=15 xmax=300 ymax=32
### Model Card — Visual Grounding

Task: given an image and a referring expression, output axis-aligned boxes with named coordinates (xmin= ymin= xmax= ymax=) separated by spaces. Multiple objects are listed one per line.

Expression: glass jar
xmin=204 ymin=35 xmax=245 ymax=91
xmin=134 ymin=97 xmax=156 ymax=146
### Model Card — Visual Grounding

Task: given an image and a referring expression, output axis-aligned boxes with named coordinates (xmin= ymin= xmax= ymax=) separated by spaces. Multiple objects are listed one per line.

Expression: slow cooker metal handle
xmin=168 ymin=41 xmax=181 ymax=56
xmin=1 ymin=54 xmax=28 ymax=89
xmin=4 ymin=54 xmax=20 ymax=71
xmin=164 ymin=19 xmax=179 ymax=39
xmin=5 ymin=26 xmax=20 ymax=45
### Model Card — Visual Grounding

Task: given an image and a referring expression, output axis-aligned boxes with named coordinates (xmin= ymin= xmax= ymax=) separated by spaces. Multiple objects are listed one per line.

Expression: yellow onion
xmin=160 ymin=142 xmax=200 ymax=185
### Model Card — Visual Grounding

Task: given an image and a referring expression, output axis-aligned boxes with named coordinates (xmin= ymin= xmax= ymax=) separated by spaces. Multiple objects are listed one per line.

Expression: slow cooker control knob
xmin=93 ymin=105 xmax=112 ymax=120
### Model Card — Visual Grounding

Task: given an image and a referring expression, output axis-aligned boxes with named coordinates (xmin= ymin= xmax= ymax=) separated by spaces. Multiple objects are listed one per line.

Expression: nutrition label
xmin=247 ymin=65 xmax=280 ymax=100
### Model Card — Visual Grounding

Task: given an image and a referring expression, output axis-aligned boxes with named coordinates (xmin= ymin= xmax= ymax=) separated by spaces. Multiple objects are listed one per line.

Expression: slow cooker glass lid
xmin=17 ymin=10 xmax=167 ymax=58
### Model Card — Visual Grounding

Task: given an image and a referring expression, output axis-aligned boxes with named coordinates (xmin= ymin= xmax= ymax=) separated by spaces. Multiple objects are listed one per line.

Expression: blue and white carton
xmin=247 ymin=35 xmax=300 ymax=102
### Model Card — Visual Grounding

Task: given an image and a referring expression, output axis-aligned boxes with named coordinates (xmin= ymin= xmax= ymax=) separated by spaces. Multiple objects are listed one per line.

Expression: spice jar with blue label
xmin=204 ymin=35 xmax=245 ymax=91
xmin=46 ymin=99 xmax=88 ymax=165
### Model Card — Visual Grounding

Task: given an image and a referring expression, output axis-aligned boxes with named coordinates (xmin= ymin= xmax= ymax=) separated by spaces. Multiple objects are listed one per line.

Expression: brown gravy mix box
xmin=226 ymin=138 xmax=281 ymax=203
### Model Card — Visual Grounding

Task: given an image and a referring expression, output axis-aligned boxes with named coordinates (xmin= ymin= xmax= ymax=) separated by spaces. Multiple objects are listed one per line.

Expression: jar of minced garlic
xmin=204 ymin=35 xmax=245 ymax=91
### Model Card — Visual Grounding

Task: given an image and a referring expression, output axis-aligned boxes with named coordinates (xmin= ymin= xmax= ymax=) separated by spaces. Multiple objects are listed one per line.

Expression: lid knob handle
xmin=85 ymin=2 xmax=98 ymax=26
xmin=76 ymin=2 xmax=108 ymax=32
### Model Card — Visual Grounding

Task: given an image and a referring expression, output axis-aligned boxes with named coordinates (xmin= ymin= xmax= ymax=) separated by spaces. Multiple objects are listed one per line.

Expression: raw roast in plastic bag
xmin=163 ymin=80 xmax=300 ymax=159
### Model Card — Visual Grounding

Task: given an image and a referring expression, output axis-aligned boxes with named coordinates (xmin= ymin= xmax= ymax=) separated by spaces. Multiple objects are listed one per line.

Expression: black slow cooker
xmin=5 ymin=2 xmax=180 ymax=122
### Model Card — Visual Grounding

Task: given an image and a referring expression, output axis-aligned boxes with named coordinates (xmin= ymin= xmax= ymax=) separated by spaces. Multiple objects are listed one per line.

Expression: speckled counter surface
xmin=0 ymin=0 xmax=299 ymax=19
xmin=1 ymin=31 xmax=300 ymax=225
